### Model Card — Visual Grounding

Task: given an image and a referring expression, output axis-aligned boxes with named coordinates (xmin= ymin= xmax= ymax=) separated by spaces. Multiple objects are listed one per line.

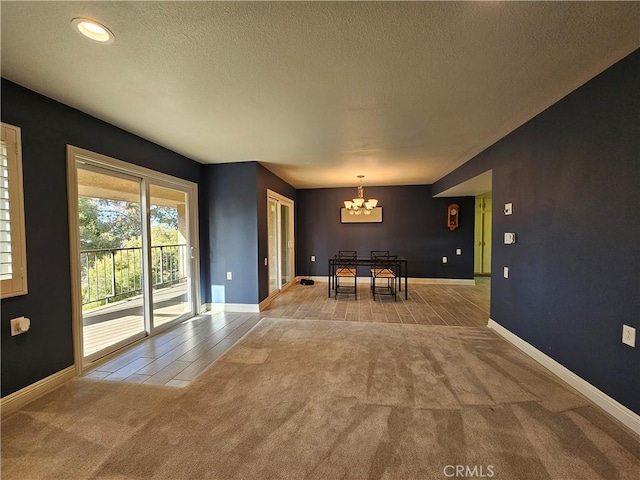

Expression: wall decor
xmin=447 ymin=203 xmax=459 ymax=231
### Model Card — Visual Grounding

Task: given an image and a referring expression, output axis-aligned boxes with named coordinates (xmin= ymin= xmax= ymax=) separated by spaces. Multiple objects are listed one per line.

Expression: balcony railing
xmin=81 ymin=244 xmax=188 ymax=307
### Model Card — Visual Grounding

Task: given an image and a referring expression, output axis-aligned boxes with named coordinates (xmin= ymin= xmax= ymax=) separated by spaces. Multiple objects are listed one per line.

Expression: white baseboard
xmin=298 ymin=276 xmax=475 ymax=286
xmin=1 ymin=366 xmax=76 ymax=420
xmin=488 ymin=318 xmax=640 ymax=436
xmin=204 ymin=297 xmax=273 ymax=313
xmin=409 ymin=278 xmax=475 ymax=286
xmin=209 ymin=303 xmax=261 ymax=313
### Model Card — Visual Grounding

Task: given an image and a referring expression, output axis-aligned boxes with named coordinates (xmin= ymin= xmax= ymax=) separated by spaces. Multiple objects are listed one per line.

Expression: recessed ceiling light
xmin=71 ymin=18 xmax=115 ymax=44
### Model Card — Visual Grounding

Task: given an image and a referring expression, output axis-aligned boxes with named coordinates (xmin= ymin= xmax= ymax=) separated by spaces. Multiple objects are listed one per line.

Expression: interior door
xmin=474 ymin=194 xmax=492 ymax=275
xmin=482 ymin=196 xmax=492 ymax=274
xmin=474 ymin=197 xmax=483 ymax=274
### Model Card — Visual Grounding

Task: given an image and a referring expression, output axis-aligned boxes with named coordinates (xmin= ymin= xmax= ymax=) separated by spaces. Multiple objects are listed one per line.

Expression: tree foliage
xmin=79 ymin=197 xmax=185 ymax=310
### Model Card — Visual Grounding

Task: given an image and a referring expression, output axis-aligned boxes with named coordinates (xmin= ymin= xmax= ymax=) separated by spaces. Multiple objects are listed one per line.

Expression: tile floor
xmin=84 ymin=278 xmax=490 ymax=386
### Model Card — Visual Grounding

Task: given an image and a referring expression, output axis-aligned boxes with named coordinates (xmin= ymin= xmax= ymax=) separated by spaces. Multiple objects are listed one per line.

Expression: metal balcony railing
xmin=80 ymin=244 xmax=188 ymax=307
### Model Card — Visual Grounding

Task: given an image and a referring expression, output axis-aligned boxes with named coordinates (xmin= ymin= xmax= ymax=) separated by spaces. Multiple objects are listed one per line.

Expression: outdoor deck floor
xmin=83 ymin=283 xmax=189 ymax=356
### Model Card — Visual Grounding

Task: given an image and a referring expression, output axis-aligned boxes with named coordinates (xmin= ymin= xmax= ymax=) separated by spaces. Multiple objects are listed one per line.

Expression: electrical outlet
xmin=10 ymin=317 xmax=30 ymax=336
xmin=311 ymin=255 xmax=316 ymax=262
xmin=456 ymin=249 xmax=461 ymax=255
xmin=504 ymin=203 xmax=513 ymax=215
xmin=622 ymin=325 xmax=636 ymax=347
xmin=503 ymin=267 xmax=509 ymax=278
xmin=226 ymin=272 xmax=232 ymax=280
xmin=442 ymin=257 xmax=447 ymax=264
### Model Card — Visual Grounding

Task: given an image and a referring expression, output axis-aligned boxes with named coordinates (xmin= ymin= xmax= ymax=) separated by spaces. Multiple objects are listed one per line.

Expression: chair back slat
xmin=371 ymin=254 xmax=398 ymax=301
xmin=334 ymin=251 xmax=358 ymax=299
xmin=372 ymin=255 xmax=398 ymax=277
xmin=335 ymin=251 xmax=357 ymax=276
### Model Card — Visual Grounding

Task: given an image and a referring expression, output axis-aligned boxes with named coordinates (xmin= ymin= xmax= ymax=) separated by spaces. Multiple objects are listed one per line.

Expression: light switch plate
xmin=456 ymin=249 xmax=461 ymax=255
xmin=226 ymin=272 xmax=232 ymax=280
xmin=311 ymin=255 xmax=316 ymax=262
xmin=442 ymin=257 xmax=447 ymax=264
xmin=504 ymin=232 xmax=516 ymax=244
xmin=503 ymin=267 xmax=509 ymax=278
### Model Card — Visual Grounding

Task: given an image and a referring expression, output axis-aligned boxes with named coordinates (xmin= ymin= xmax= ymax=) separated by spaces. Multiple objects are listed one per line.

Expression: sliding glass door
xmin=280 ymin=203 xmax=292 ymax=286
xmin=76 ymin=166 xmax=147 ymax=360
xmin=70 ymin=147 xmax=198 ymax=366
xmin=149 ymin=183 xmax=192 ymax=329
xmin=267 ymin=191 xmax=294 ymax=297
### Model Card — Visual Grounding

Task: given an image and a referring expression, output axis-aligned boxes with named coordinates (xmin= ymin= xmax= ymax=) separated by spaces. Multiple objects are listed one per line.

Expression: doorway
xmin=68 ymin=147 xmax=199 ymax=369
xmin=267 ymin=190 xmax=294 ymax=297
xmin=474 ymin=193 xmax=492 ymax=276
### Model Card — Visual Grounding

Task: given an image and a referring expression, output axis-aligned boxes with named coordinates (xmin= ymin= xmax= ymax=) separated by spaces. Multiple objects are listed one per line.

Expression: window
xmin=1 ymin=123 xmax=28 ymax=298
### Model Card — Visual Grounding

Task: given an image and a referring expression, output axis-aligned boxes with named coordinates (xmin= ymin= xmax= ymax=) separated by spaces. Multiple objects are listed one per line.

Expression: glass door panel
xmin=267 ymin=192 xmax=294 ymax=296
xmin=280 ymin=204 xmax=291 ymax=287
xmin=268 ymin=198 xmax=278 ymax=296
xmin=149 ymin=184 xmax=192 ymax=329
xmin=77 ymin=167 xmax=146 ymax=359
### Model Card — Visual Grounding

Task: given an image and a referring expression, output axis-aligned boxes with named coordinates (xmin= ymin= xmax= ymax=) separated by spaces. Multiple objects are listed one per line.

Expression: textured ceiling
xmin=1 ymin=2 xmax=639 ymax=189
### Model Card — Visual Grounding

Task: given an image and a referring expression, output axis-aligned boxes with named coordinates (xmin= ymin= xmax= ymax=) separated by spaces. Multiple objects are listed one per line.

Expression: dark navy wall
xmin=205 ymin=162 xmax=259 ymax=305
xmin=296 ymin=185 xmax=474 ymax=279
xmin=204 ymin=162 xmax=296 ymax=305
xmin=433 ymin=50 xmax=640 ymax=414
xmin=0 ymin=79 xmax=205 ymax=397
xmin=256 ymin=164 xmax=296 ymax=302
xmin=198 ymin=165 xmax=211 ymax=304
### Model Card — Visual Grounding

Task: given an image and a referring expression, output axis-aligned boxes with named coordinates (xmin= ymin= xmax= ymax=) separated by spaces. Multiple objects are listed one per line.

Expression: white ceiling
xmin=1 ymin=2 xmax=639 ymax=190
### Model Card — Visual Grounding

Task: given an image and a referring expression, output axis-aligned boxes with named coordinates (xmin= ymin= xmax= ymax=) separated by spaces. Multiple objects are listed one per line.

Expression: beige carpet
xmin=2 ymin=318 xmax=639 ymax=479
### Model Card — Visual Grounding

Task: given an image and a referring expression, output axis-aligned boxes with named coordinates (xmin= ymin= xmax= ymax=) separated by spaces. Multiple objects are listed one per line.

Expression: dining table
xmin=327 ymin=256 xmax=408 ymax=299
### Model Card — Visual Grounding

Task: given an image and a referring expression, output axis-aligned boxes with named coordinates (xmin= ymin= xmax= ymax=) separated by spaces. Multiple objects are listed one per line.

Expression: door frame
xmin=72 ymin=162 xmax=149 ymax=363
xmin=67 ymin=146 xmax=200 ymax=374
xmin=266 ymin=189 xmax=294 ymax=298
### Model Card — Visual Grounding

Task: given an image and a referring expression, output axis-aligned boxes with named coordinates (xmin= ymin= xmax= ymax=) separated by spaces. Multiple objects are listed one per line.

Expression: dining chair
xmin=370 ymin=250 xmax=390 ymax=290
xmin=371 ymin=254 xmax=398 ymax=301
xmin=334 ymin=251 xmax=357 ymax=299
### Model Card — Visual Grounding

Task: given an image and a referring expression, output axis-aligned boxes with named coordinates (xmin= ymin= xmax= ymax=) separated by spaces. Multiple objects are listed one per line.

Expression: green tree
xmin=79 ymin=198 xmax=185 ymax=310
xmin=78 ymin=197 xmax=141 ymax=250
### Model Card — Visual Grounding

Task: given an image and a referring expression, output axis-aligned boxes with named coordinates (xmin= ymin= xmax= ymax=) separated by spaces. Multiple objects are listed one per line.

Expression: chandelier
xmin=343 ymin=175 xmax=378 ymax=215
